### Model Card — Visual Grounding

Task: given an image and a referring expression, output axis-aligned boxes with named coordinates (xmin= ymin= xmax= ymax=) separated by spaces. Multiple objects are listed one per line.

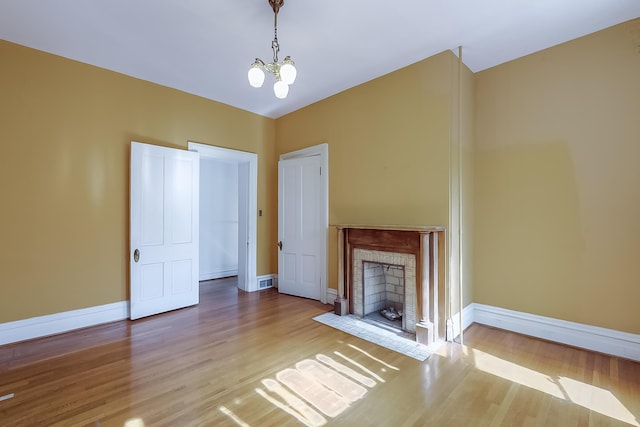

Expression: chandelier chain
xmin=272 ymin=12 xmax=280 ymax=63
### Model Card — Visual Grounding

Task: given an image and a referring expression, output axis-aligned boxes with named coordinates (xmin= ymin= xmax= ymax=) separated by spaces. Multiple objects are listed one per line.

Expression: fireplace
xmin=356 ymin=254 xmax=415 ymax=332
xmin=361 ymin=261 xmax=406 ymax=329
xmin=334 ymin=225 xmax=445 ymax=345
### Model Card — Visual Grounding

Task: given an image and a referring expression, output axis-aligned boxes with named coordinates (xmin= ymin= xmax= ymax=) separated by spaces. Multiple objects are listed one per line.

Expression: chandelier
xmin=247 ymin=0 xmax=297 ymax=99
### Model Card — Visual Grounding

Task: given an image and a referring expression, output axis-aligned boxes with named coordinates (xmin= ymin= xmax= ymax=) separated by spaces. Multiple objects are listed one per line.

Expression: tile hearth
xmin=313 ymin=312 xmax=431 ymax=361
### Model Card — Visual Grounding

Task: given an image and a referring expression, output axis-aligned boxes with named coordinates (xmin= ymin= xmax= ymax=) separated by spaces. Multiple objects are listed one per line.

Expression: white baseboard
xmin=8 ymin=299 xmax=636 ymax=362
xmin=447 ymin=303 xmax=475 ymax=341
xmin=199 ymin=269 xmax=239 ymax=281
xmin=472 ymin=303 xmax=640 ymax=361
xmin=0 ymin=301 xmax=129 ymax=346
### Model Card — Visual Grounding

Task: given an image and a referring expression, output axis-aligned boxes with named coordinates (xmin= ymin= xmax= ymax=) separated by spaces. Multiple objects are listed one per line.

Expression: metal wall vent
xmin=258 ymin=278 xmax=273 ymax=289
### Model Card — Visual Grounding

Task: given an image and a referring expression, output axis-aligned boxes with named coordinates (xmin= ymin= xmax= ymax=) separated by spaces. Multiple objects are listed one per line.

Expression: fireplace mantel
xmin=332 ymin=224 xmax=445 ymax=233
xmin=333 ymin=225 xmax=446 ymax=345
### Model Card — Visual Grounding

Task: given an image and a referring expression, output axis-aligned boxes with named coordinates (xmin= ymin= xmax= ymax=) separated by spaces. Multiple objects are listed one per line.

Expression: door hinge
xmin=320 ymin=167 xmax=322 ymax=176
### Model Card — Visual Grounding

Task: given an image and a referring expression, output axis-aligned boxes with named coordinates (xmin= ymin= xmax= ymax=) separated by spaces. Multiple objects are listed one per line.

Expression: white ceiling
xmin=1 ymin=1 xmax=639 ymax=118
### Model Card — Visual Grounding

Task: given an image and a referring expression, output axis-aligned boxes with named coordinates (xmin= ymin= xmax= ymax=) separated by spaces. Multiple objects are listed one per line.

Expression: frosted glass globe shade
xmin=248 ymin=66 xmax=265 ymax=88
xmin=273 ymin=80 xmax=289 ymax=99
xmin=280 ymin=62 xmax=297 ymax=85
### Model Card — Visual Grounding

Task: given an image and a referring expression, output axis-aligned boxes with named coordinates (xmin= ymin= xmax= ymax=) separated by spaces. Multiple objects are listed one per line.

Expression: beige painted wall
xmin=475 ymin=19 xmax=640 ymax=334
xmin=0 ymin=40 xmax=277 ymax=323
xmin=275 ymin=51 xmax=475 ymax=323
xmin=10 ymin=17 xmax=633 ymax=338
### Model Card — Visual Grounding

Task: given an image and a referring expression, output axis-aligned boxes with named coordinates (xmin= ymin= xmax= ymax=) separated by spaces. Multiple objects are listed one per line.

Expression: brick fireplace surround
xmin=334 ymin=225 xmax=446 ymax=346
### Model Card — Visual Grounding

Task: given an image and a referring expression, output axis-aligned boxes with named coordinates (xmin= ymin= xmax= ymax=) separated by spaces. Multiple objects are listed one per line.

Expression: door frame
xmin=188 ymin=142 xmax=258 ymax=292
xmin=279 ymin=143 xmax=328 ymax=303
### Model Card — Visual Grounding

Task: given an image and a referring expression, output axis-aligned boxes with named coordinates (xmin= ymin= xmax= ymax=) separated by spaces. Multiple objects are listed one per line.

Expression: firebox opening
xmin=362 ymin=261 xmax=405 ymax=330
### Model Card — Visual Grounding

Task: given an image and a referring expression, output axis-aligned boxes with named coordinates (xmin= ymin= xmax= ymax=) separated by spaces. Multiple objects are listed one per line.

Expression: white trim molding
xmin=200 ymin=269 xmax=239 ymax=281
xmin=0 ymin=302 xmax=129 ymax=346
xmin=447 ymin=303 xmax=476 ymax=341
xmin=472 ymin=303 xmax=640 ymax=361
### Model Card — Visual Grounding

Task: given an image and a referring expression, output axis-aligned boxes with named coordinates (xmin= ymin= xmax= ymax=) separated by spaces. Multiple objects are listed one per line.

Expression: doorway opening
xmin=188 ymin=142 xmax=258 ymax=292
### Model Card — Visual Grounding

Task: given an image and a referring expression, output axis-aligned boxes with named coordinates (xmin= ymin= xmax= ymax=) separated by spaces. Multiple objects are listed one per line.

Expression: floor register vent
xmin=257 ymin=275 xmax=275 ymax=290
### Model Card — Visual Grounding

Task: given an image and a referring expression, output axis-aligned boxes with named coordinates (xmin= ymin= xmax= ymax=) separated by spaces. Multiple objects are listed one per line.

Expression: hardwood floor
xmin=1 ymin=278 xmax=638 ymax=426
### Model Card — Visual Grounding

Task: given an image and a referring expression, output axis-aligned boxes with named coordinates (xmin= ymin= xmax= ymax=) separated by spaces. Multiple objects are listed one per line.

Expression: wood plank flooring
xmin=1 ymin=278 xmax=638 ymax=426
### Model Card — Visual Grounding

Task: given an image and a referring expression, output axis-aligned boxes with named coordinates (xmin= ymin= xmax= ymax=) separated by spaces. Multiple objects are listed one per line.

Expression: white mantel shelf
xmin=332 ymin=224 xmax=446 ymax=232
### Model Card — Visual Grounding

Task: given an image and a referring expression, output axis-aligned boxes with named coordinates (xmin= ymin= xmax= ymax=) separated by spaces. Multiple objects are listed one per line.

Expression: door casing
xmin=278 ymin=143 xmax=328 ymax=303
xmin=188 ymin=142 xmax=258 ymax=292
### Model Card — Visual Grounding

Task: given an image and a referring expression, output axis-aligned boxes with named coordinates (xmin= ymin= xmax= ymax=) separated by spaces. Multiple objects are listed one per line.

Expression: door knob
xmin=134 ymin=249 xmax=140 ymax=263
xmin=278 ymin=241 xmax=283 ymax=251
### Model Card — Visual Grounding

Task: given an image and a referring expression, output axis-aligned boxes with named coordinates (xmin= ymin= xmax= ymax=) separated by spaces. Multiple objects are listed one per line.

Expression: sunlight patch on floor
xmin=220 ymin=343 xmax=398 ymax=426
xmin=259 ymin=379 xmax=326 ymax=426
xmin=219 ymin=406 xmax=251 ymax=427
xmin=347 ymin=343 xmax=400 ymax=371
xmin=316 ymin=353 xmax=377 ymax=387
xmin=123 ymin=418 xmax=146 ymax=427
xmin=469 ymin=348 xmax=638 ymax=426
xmin=334 ymin=351 xmax=385 ymax=383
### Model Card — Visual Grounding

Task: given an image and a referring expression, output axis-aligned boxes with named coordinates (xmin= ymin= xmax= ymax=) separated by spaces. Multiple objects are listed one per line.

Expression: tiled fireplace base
xmin=352 ymin=249 xmax=416 ymax=332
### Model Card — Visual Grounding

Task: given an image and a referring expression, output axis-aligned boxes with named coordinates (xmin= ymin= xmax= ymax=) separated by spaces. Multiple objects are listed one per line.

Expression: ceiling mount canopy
xmin=268 ymin=0 xmax=284 ymax=14
xmin=248 ymin=0 xmax=297 ymax=99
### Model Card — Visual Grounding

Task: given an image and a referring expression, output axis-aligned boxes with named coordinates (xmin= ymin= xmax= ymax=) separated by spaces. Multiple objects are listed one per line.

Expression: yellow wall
xmin=275 ymin=51 xmax=474 ymax=321
xmin=6 ymin=18 xmax=635 ymax=337
xmin=0 ymin=40 xmax=276 ymax=323
xmin=474 ymin=19 xmax=640 ymax=334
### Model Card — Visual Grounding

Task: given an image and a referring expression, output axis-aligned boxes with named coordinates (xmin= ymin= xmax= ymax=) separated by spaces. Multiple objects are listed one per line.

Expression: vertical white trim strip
xmin=457 ymin=46 xmax=464 ymax=346
xmin=450 ymin=303 xmax=475 ymax=339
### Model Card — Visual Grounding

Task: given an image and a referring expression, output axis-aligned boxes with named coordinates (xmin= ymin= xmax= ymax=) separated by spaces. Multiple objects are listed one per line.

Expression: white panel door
xmin=130 ymin=142 xmax=199 ymax=320
xmin=278 ymin=155 xmax=322 ymax=300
